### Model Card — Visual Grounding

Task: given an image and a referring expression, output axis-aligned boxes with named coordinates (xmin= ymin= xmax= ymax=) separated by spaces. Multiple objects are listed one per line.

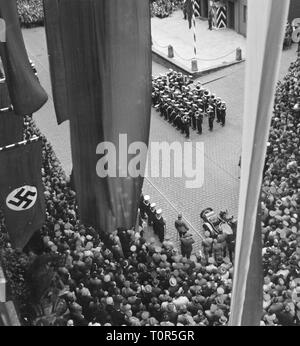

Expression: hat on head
xmin=178 ymin=213 xmax=183 ymax=219
xmin=144 ymin=195 xmax=150 ymax=201
xmin=106 ymin=297 xmax=114 ymax=305
xmin=144 ymin=285 xmax=152 ymax=293
xmin=151 ymin=203 xmax=156 ymax=208
xmin=156 ymin=209 xmax=162 ymax=215
xmin=169 ymin=277 xmax=177 ymax=287
xmin=104 ymin=274 xmax=111 ymax=282
xmin=130 ymin=245 xmax=137 ymax=252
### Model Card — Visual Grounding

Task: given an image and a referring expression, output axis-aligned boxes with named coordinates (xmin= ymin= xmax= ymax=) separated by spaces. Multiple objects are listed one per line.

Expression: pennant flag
xmin=0 ymin=0 xmax=48 ymax=116
xmin=229 ymin=0 xmax=290 ymax=326
xmin=43 ymin=0 xmax=69 ymax=124
xmin=0 ymin=139 xmax=45 ymax=250
xmin=43 ymin=0 xmax=152 ymax=233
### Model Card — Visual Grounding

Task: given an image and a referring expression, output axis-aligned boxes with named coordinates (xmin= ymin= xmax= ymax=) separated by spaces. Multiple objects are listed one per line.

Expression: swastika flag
xmin=0 ymin=139 xmax=45 ymax=249
xmin=0 ymin=0 xmax=48 ymax=116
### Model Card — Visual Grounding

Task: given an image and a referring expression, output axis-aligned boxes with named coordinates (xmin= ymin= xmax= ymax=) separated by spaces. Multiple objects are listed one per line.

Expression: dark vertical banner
xmin=0 ymin=79 xmax=23 ymax=147
xmin=0 ymin=77 xmax=10 ymax=108
xmin=43 ymin=0 xmax=69 ymax=124
xmin=43 ymin=0 xmax=152 ymax=233
xmin=0 ymin=0 xmax=48 ymax=115
xmin=0 ymin=108 xmax=23 ymax=147
xmin=0 ymin=140 xmax=45 ymax=250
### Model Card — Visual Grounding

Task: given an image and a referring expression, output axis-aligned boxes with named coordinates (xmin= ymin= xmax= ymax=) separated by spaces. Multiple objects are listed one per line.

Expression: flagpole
xmin=192 ymin=0 xmax=197 ymax=58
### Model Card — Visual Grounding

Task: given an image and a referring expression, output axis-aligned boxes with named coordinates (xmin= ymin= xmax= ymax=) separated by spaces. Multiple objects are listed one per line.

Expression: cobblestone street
xmin=22 ymin=27 xmax=297 ymax=254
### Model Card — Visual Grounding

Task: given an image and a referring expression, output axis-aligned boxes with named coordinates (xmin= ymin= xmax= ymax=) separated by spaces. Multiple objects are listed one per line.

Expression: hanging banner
xmin=0 ymin=0 xmax=48 ymax=116
xmin=0 ymin=139 xmax=45 ymax=250
xmin=43 ymin=0 xmax=152 ymax=233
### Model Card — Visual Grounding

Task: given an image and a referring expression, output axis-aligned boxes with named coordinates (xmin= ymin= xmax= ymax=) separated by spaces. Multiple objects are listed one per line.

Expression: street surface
xmin=22 ymin=27 xmax=297 ymax=252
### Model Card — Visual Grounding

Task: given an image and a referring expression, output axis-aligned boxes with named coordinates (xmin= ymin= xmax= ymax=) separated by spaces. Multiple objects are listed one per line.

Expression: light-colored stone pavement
xmin=22 ymin=26 xmax=297 ymax=254
xmin=151 ymin=9 xmax=247 ymax=73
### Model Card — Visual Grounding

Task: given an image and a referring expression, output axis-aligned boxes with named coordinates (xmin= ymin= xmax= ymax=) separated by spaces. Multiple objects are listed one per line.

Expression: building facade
xmin=288 ymin=0 xmax=300 ymax=23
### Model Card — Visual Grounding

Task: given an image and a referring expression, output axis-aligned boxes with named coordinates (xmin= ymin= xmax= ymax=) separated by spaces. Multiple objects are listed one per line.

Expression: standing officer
xmin=195 ymin=110 xmax=203 ymax=135
xmin=191 ymin=104 xmax=197 ymax=130
xmin=216 ymin=97 xmax=222 ymax=123
xmin=153 ymin=209 xmax=166 ymax=243
xmin=208 ymin=105 xmax=215 ymax=131
xmin=182 ymin=115 xmax=190 ymax=139
xmin=220 ymin=102 xmax=227 ymax=126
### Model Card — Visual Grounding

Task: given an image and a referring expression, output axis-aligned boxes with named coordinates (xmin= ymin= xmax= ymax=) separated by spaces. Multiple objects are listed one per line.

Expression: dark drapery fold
xmin=0 ymin=108 xmax=23 ymax=147
xmin=0 ymin=140 xmax=45 ymax=249
xmin=0 ymin=79 xmax=23 ymax=147
xmin=0 ymin=0 xmax=48 ymax=116
xmin=43 ymin=0 xmax=69 ymax=124
xmin=241 ymin=201 xmax=263 ymax=325
xmin=43 ymin=0 xmax=152 ymax=233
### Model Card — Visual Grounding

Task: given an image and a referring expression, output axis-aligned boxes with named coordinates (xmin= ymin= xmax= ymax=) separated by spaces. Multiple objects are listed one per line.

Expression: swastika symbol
xmin=6 ymin=186 xmax=37 ymax=211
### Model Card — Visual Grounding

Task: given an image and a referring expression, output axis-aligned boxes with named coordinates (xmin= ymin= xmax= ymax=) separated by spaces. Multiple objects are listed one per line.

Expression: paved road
xmin=22 ymin=27 xmax=297 ymax=253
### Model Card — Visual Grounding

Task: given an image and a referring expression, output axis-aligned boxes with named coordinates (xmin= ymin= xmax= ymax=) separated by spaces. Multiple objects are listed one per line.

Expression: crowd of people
xmin=0 ymin=55 xmax=300 ymax=326
xmin=259 ymin=58 xmax=300 ymax=325
xmin=150 ymin=0 xmax=181 ymax=19
xmin=152 ymin=70 xmax=227 ymax=139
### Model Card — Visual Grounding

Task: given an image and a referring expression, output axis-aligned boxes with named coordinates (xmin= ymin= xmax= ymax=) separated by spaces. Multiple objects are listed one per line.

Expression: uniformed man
xmin=208 ymin=105 xmax=215 ymax=131
xmin=216 ymin=97 xmax=222 ymax=123
xmin=148 ymin=203 xmax=156 ymax=227
xmin=139 ymin=195 xmax=151 ymax=220
xmin=195 ymin=110 xmax=203 ymax=135
xmin=191 ymin=104 xmax=197 ymax=130
xmin=153 ymin=209 xmax=166 ymax=243
xmin=220 ymin=102 xmax=227 ymax=126
xmin=182 ymin=115 xmax=190 ymax=139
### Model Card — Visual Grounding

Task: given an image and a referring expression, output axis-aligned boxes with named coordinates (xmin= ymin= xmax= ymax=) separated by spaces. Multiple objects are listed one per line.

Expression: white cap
xmin=144 ymin=195 xmax=150 ymax=201
xmin=150 ymin=203 xmax=156 ymax=208
xmin=156 ymin=209 xmax=162 ymax=215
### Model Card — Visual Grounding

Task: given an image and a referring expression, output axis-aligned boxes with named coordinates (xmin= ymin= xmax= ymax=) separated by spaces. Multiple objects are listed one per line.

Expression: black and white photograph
xmin=0 ymin=0 xmax=300 ymax=334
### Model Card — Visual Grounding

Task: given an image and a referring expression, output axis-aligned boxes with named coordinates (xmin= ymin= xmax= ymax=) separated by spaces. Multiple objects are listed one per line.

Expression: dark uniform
xmin=195 ymin=111 xmax=203 ymax=135
xmin=153 ymin=213 xmax=166 ymax=243
xmin=182 ymin=116 xmax=190 ymax=138
xmin=208 ymin=106 xmax=215 ymax=131
xmin=216 ymin=98 xmax=222 ymax=123
xmin=220 ymin=102 xmax=226 ymax=126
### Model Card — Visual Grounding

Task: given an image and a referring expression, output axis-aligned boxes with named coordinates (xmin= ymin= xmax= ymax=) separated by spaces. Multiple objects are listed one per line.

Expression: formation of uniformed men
xmin=139 ymin=194 xmax=166 ymax=243
xmin=152 ymin=70 xmax=227 ymax=138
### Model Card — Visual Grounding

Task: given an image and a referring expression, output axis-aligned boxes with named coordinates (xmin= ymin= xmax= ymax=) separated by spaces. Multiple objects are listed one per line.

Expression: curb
xmin=152 ymin=47 xmax=245 ymax=79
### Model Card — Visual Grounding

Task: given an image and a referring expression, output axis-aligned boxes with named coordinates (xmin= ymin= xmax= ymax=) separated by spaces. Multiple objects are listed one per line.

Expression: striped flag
xmin=229 ymin=0 xmax=290 ymax=326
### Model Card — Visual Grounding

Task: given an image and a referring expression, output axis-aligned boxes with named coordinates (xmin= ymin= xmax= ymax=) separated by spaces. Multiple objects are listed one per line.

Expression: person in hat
xmin=153 ymin=209 xmax=166 ymax=243
xmin=195 ymin=110 xmax=203 ymax=135
xmin=182 ymin=115 xmax=191 ymax=139
xmin=207 ymin=105 xmax=215 ymax=131
xmin=175 ymin=214 xmax=189 ymax=238
xmin=180 ymin=233 xmax=195 ymax=259
xmin=220 ymin=102 xmax=227 ymax=126
xmin=148 ymin=202 xmax=157 ymax=227
xmin=139 ymin=194 xmax=151 ymax=220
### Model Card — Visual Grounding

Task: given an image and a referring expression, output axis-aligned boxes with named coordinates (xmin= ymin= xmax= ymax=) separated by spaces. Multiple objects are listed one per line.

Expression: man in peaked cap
xmin=220 ymin=102 xmax=227 ymax=127
xmin=175 ymin=214 xmax=189 ymax=238
xmin=153 ymin=209 xmax=166 ymax=243
xmin=182 ymin=115 xmax=191 ymax=139
xmin=195 ymin=110 xmax=203 ymax=135
xmin=207 ymin=105 xmax=215 ymax=131
xmin=148 ymin=202 xmax=156 ymax=227
xmin=139 ymin=194 xmax=151 ymax=220
xmin=216 ymin=97 xmax=222 ymax=123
